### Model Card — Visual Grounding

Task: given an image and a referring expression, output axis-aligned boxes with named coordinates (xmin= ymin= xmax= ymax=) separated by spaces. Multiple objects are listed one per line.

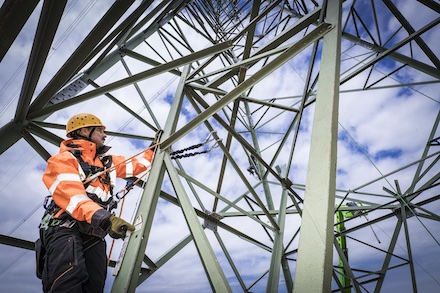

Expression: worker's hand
xmin=149 ymin=129 xmax=163 ymax=147
xmin=154 ymin=129 xmax=163 ymax=142
xmin=107 ymin=215 xmax=135 ymax=239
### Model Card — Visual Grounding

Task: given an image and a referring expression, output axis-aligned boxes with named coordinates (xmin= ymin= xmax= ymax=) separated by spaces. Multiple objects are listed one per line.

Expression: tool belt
xmin=39 ymin=195 xmax=109 ymax=238
xmin=40 ymin=213 xmax=108 ymax=239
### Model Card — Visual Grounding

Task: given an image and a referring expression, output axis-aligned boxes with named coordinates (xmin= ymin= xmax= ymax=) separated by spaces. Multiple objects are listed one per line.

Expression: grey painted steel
xmin=373 ymin=221 xmax=402 ymax=292
xmin=382 ymin=0 xmax=440 ymax=70
xmin=340 ymin=17 xmax=440 ymax=85
xmin=0 ymin=234 xmax=35 ymax=251
xmin=15 ymin=0 xmax=67 ymax=123
xmin=29 ymin=0 xmax=136 ymax=112
xmin=164 ymin=154 xmax=232 ymax=292
xmin=333 ymin=238 xmax=362 ymax=292
xmin=27 ymin=41 xmax=233 ymax=119
xmin=401 ymin=206 xmax=418 ymax=292
xmin=266 ymin=188 xmax=289 ymax=292
xmin=342 ymin=32 xmax=440 ymax=80
xmin=0 ymin=120 xmax=25 ymax=155
xmin=293 ymin=0 xmax=342 ymax=292
xmin=160 ymin=22 xmax=332 ymax=150
xmin=111 ymin=65 xmax=192 ymax=292
xmin=21 ymin=128 xmax=51 ymax=161
xmin=84 ymin=0 xmax=188 ymax=81
xmin=0 ymin=0 xmax=40 ymax=62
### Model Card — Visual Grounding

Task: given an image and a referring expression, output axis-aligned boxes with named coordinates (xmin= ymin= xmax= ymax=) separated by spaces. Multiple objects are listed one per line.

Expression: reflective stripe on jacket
xmin=42 ymin=139 xmax=154 ymax=224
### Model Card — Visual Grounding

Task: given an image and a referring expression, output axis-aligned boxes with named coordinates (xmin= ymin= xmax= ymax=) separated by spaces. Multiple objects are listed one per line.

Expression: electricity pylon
xmin=0 ymin=0 xmax=439 ymax=292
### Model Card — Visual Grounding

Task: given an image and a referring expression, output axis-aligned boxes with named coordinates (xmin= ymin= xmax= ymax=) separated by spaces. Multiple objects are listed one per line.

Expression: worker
xmin=37 ymin=113 xmax=155 ymax=293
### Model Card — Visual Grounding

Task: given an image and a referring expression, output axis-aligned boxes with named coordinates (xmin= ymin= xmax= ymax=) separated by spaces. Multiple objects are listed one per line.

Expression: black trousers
xmin=41 ymin=225 xmax=107 ymax=293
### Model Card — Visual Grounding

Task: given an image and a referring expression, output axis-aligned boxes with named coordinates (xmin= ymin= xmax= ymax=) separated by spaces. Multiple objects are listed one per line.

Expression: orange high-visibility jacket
xmin=42 ymin=139 xmax=154 ymax=224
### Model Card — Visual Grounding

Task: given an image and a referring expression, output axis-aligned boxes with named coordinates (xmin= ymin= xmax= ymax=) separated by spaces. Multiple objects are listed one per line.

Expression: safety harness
xmin=39 ymin=147 xmax=116 ymax=231
xmin=36 ymin=147 xmax=132 ymax=279
xmin=39 ymin=132 xmax=221 ymax=230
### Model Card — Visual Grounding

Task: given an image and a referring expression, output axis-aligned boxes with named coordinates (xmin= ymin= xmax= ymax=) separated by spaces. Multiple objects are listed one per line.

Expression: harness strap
xmin=69 ymin=149 xmax=111 ymax=188
xmin=40 ymin=148 xmax=116 ymax=230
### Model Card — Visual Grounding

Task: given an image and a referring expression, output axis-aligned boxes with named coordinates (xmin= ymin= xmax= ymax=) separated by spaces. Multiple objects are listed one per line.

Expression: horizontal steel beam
xmin=0 ymin=234 xmax=35 ymax=250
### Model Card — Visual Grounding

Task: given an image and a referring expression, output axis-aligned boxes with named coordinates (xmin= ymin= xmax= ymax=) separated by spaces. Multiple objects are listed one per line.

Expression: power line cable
xmin=0 ymin=0 xmax=99 ymax=119
xmin=339 ymin=122 xmax=440 ymax=247
xmin=0 ymin=251 xmax=28 ymax=277
xmin=0 ymin=153 xmax=37 ymax=194
xmin=7 ymin=199 xmax=44 ymax=236
xmin=374 ymin=223 xmax=440 ymax=288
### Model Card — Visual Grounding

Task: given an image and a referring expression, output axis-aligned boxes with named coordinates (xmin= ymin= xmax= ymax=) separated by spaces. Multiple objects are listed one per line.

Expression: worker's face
xmin=80 ymin=127 xmax=106 ymax=148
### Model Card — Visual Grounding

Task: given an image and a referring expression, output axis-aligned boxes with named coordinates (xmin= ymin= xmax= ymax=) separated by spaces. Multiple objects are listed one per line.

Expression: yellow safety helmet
xmin=66 ymin=113 xmax=106 ymax=137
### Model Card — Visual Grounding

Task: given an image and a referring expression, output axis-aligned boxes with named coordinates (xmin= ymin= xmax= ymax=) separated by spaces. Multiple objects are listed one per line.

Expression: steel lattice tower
xmin=0 ymin=0 xmax=439 ymax=292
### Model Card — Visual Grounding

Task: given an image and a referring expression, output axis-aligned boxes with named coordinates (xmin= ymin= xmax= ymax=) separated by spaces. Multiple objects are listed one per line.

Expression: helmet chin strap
xmin=87 ymin=127 xmax=96 ymax=141
xmin=73 ymin=127 xmax=96 ymax=142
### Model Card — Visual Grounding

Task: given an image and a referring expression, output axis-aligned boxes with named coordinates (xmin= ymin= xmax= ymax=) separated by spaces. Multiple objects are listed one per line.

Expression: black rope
xmin=170 ymin=149 xmax=211 ymax=160
xmin=169 ymin=142 xmax=205 ymax=156
xmin=169 ymin=132 xmax=220 ymax=160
